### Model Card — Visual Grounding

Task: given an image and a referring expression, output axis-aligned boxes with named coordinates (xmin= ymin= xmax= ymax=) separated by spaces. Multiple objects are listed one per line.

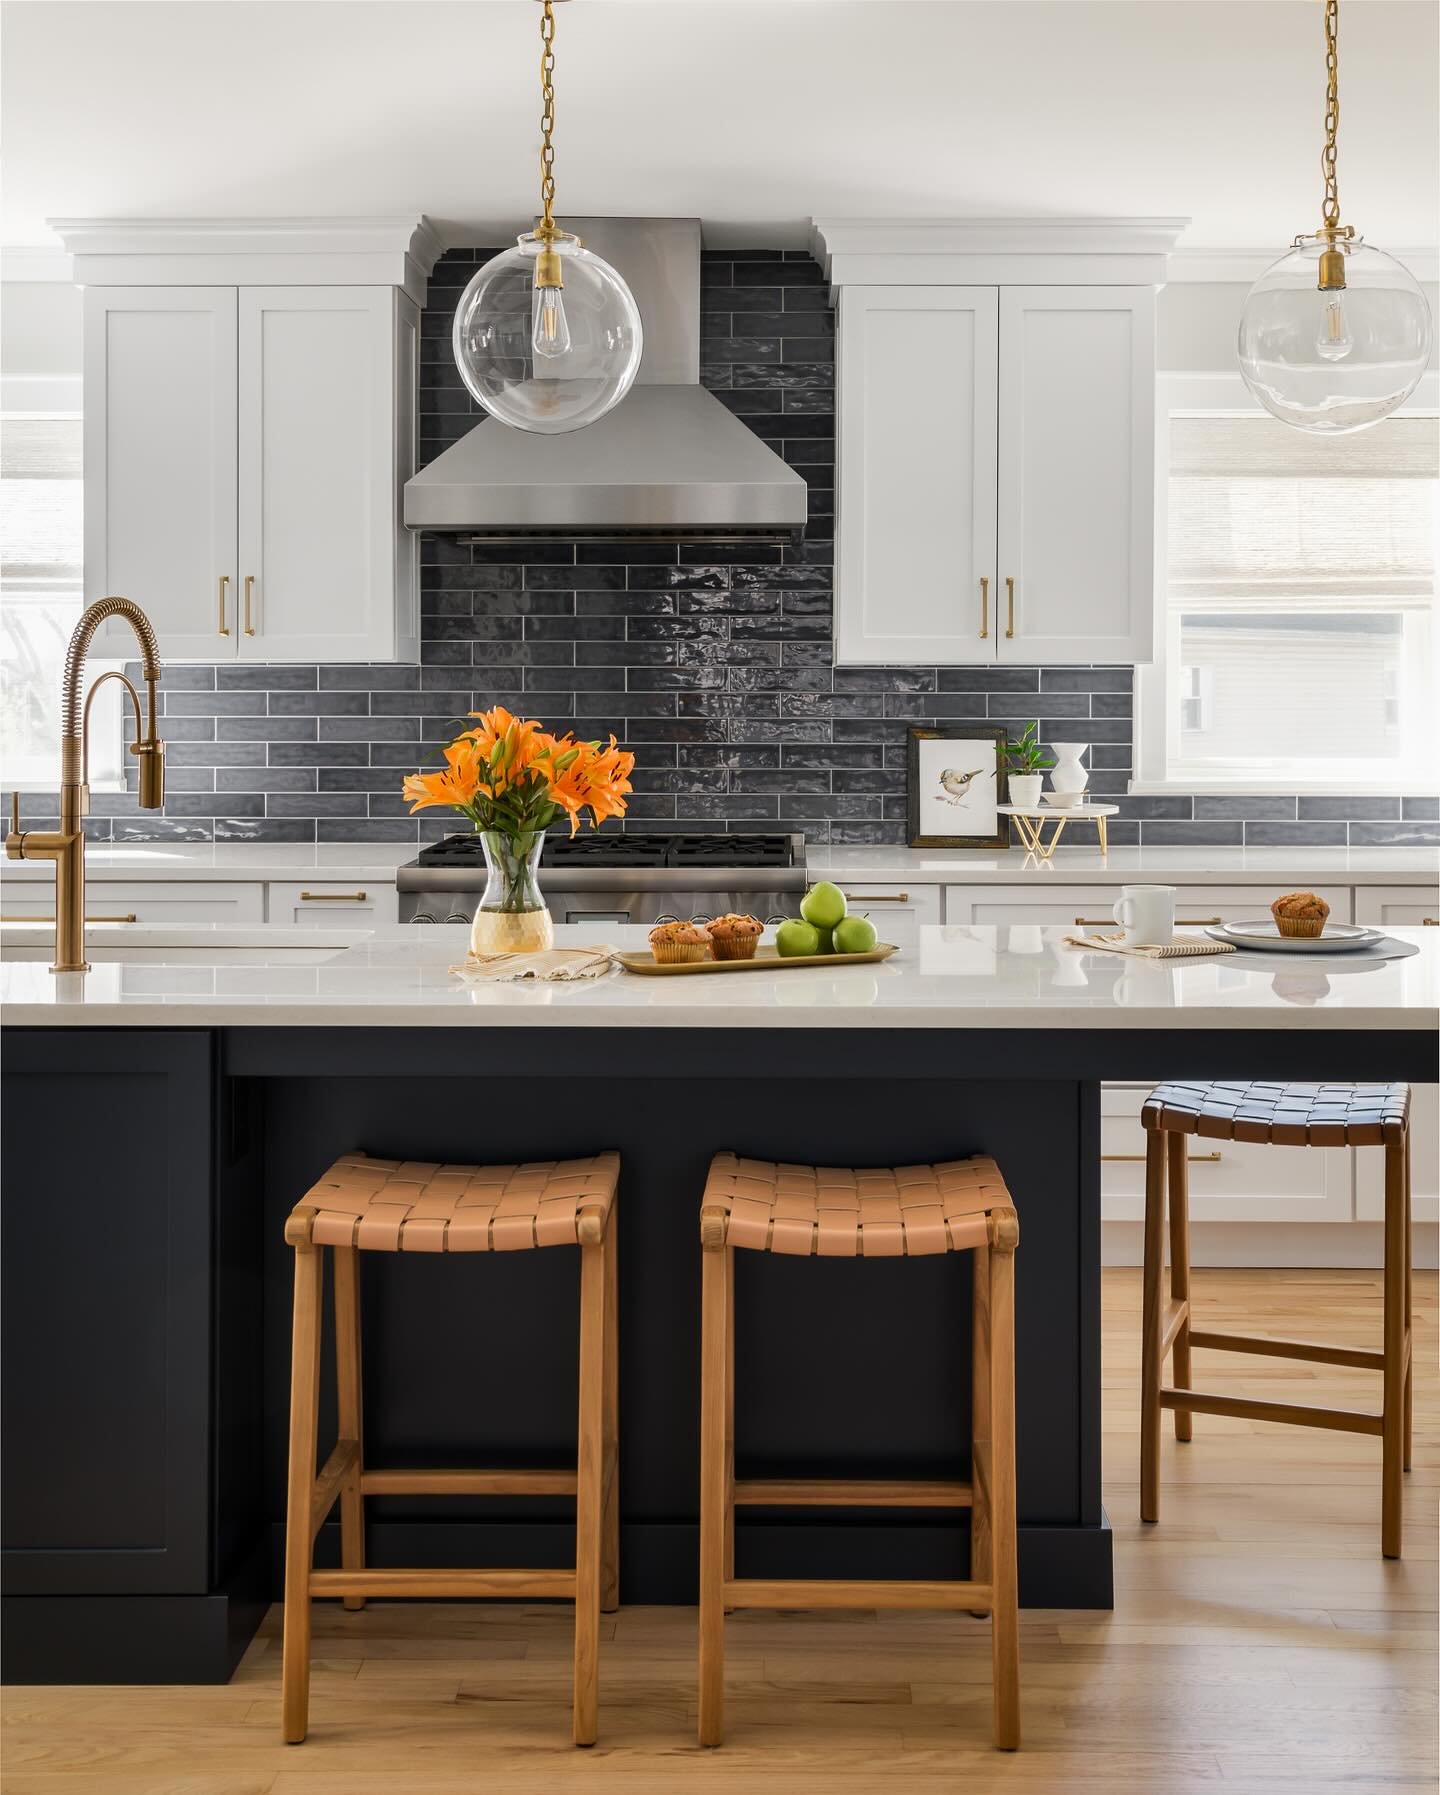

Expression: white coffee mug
xmin=1112 ymin=884 xmax=1175 ymax=946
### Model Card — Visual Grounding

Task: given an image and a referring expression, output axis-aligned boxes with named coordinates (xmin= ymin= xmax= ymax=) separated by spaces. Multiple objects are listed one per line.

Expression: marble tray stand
xmin=999 ymin=804 xmax=1119 ymax=863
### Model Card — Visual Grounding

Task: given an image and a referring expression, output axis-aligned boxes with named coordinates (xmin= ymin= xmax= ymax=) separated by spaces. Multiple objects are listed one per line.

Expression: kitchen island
xmin=3 ymin=923 xmax=1434 ymax=1683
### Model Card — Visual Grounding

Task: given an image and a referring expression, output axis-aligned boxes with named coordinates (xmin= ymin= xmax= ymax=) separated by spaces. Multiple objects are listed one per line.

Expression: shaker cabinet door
xmin=84 ymin=288 xmax=239 ymax=661
xmin=996 ymin=288 xmax=1155 ymax=665
xmin=835 ymin=286 xmax=998 ymax=665
xmin=237 ymin=286 xmax=399 ymax=663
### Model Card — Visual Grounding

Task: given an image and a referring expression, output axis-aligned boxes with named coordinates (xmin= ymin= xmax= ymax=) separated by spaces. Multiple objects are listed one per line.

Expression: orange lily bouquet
xmin=403 ymin=709 xmax=635 ymax=951
xmin=403 ymin=706 xmax=635 ymax=840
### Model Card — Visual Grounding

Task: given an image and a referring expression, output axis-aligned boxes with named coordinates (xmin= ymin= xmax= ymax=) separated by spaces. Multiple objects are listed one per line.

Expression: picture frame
xmin=906 ymin=725 xmax=1010 ymax=850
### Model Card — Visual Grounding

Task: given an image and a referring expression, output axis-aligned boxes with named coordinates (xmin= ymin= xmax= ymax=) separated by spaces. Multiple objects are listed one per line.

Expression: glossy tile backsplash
xmin=36 ymin=247 xmax=1436 ymax=847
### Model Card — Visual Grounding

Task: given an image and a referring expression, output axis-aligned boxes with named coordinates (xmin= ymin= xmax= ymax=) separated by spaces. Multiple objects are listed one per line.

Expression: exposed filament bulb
xmin=532 ymin=284 xmax=571 ymax=360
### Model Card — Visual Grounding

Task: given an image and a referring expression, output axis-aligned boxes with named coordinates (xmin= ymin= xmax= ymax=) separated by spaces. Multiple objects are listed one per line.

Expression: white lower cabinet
xmin=266 ymin=881 xmax=398 ymax=927
xmin=1356 ymin=1085 xmax=1439 ymax=1225
xmin=942 ymin=883 xmax=1355 ymax=929
xmin=837 ymin=882 xmax=940 ymax=948
xmin=1354 ymin=887 xmax=1440 ymax=928
xmin=0 ymin=881 xmax=264 ymax=926
xmin=1100 ymin=1082 xmax=1355 ymax=1224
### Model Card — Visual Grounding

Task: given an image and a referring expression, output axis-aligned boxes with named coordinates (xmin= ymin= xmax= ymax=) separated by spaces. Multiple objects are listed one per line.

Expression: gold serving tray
xmin=616 ymin=945 xmax=899 ymax=976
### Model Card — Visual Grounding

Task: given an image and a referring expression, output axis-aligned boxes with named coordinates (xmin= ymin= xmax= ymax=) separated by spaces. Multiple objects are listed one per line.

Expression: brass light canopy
xmin=1236 ymin=0 xmax=1432 ymax=433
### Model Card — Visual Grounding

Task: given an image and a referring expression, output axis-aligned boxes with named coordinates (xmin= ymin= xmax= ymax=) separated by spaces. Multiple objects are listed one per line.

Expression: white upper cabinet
xmin=86 ymin=289 xmax=239 ymax=660
xmin=237 ymin=287 xmax=415 ymax=662
xmin=996 ymin=289 xmax=1154 ymax=664
xmin=65 ymin=218 xmax=438 ymax=664
xmin=836 ymin=288 xmax=998 ymax=664
xmin=817 ymin=219 xmax=1183 ymax=669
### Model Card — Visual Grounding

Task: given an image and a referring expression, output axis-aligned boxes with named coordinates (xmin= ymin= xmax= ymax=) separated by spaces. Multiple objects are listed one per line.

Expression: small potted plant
xmin=403 ymin=707 xmax=634 ymax=956
xmin=1003 ymin=720 xmax=1054 ymax=810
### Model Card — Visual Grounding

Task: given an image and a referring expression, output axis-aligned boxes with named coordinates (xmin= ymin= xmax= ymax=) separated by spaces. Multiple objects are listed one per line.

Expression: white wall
xmin=1 ymin=280 xmax=82 ymax=410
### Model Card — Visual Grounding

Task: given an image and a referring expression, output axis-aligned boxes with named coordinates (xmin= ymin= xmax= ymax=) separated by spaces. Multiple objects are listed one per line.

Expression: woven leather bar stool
xmin=697 ymin=1151 xmax=1021 ymax=1751
xmin=1141 ymin=1081 xmax=1412 ymax=1557
xmin=280 ymin=1150 xmax=619 ymax=1747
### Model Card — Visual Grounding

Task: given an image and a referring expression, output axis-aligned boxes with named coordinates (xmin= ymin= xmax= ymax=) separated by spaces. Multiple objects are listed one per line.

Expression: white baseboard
xmin=1103 ymin=1220 xmax=1439 ymax=1270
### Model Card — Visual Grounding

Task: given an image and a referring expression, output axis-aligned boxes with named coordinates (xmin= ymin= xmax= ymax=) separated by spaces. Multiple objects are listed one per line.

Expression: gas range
xmin=397 ymin=831 xmax=808 ymax=927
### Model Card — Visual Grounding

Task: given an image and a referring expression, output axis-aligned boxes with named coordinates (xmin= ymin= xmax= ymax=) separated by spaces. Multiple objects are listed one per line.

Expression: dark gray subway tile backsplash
xmin=22 ymin=245 xmax=1429 ymax=849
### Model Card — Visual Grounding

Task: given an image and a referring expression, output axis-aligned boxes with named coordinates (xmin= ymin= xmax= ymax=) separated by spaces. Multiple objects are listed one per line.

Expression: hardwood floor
xmin=4 ymin=1268 xmax=1435 ymax=1794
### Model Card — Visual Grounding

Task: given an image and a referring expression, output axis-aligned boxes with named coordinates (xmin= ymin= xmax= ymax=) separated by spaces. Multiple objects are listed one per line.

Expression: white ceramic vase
xmin=1008 ymin=774 xmax=1043 ymax=809
xmin=1049 ymin=743 xmax=1089 ymax=799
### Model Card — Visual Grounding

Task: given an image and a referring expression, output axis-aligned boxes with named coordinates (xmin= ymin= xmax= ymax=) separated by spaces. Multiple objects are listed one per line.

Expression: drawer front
xmin=837 ymin=883 xmax=940 ymax=945
xmin=267 ymin=881 xmax=397 ymax=927
xmin=0 ymin=880 xmax=263 ymax=926
xmin=1353 ymin=886 xmax=1440 ymax=929
xmin=1099 ymin=1083 xmax=1353 ymax=1224
xmin=1355 ymin=1083 xmax=1438 ymax=1224
xmin=945 ymin=883 xmax=1354 ymax=929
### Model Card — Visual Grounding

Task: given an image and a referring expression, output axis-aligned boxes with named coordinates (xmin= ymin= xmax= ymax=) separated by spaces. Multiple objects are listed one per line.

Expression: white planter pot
xmin=1008 ymin=774 xmax=1043 ymax=808
xmin=1049 ymin=743 xmax=1089 ymax=797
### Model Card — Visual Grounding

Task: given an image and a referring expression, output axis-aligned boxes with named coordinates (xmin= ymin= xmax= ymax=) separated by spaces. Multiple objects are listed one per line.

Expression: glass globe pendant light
xmin=452 ymin=0 xmax=643 ymax=434
xmin=1237 ymin=0 xmax=1432 ymax=433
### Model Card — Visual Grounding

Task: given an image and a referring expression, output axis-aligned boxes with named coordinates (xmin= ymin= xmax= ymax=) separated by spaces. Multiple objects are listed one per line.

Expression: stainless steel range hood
xmin=403 ymin=219 xmax=808 ymax=543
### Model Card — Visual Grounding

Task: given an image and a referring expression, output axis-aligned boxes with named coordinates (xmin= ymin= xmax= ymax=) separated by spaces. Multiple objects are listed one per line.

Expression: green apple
xmin=774 ymin=918 xmax=822 ymax=958
xmin=833 ymin=915 xmax=878 ymax=955
xmin=800 ymin=881 xmax=847 ymax=932
xmin=813 ymin=925 xmax=835 ymax=955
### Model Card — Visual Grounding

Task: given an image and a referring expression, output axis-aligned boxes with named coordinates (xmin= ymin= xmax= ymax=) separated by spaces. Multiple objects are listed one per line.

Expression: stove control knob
xmin=445 ymin=913 xmax=471 ymax=926
xmin=653 ymin=912 xmax=680 ymax=926
xmin=411 ymin=911 xmax=436 ymax=924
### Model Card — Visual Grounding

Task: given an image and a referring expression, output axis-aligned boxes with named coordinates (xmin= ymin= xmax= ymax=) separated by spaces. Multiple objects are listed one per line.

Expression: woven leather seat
xmin=1143 ymin=1080 xmax=1409 ymax=1148
xmin=285 ymin=1151 xmax=619 ymax=1253
xmin=700 ymin=1151 xmax=1014 ymax=1258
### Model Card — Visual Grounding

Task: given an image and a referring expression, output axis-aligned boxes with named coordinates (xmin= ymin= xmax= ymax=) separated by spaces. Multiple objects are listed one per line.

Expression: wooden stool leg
xmin=724 ymin=1245 xmax=736 ymax=1593
xmin=600 ymin=1213 xmax=620 ymax=1615
xmin=1382 ymin=1137 xmax=1406 ymax=1560
xmin=573 ymin=1226 xmax=606 ymax=1746
xmin=970 ymin=1241 xmax=993 ymax=1594
xmin=1403 ymin=1126 xmax=1413 ymax=1475
xmin=1167 ymin=1133 xmax=1193 ymax=1444
xmin=332 ymin=1245 xmax=366 ymax=1613
xmin=1140 ymin=1128 xmax=1166 ymax=1523
xmin=281 ymin=1243 xmax=324 ymax=1744
xmin=698 ymin=1234 xmax=729 ymax=1747
xmin=989 ymin=1226 xmax=1020 ymax=1752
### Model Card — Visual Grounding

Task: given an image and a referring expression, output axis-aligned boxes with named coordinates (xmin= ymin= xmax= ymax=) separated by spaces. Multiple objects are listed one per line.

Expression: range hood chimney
xmin=403 ymin=219 xmax=808 ymax=544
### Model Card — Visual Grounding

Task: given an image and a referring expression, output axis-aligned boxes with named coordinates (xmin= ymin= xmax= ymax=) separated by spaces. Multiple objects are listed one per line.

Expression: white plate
xmin=1205 ymin=920 xmax=1382 ymax=954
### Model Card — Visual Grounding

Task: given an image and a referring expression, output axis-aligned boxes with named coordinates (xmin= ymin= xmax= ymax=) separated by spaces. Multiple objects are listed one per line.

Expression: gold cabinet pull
xmin=844 ymin=891 xmax=910 ymax=904
xmin=1 ymin=913 xmax=138 ymax=924
xmin=1005 ymin=576 xmax=1016 ymax=639
xmin=217 ymin=574 xmax=231 ymax=637
xmin=1102 ymin=1151 xmax=1223 ymax=1164
xmin=979 ymin=576 xmax=989 ymax=640
xmin=1424 ymin=917 xmax=1438 ymax=926
xmin=243 ymin=574 xmax=256 ymax=637
xmin=1075 ymin=915 xmax=1224 ymax=927
xmin=299 ymin=890 xmax=368 ymax=902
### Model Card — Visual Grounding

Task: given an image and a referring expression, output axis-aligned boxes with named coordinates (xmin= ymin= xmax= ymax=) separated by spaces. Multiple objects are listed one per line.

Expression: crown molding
xmin=48 ymin=216 xmax=445 ymax=305
xmin=811 ymin=217 xmax=1190 ymax=292
xmin=1166 ymin=245 xmax=1440 ymax=284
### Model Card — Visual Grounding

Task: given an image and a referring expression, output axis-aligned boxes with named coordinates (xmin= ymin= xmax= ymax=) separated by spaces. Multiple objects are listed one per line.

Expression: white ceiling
xmin=3 ymin=0 xmax=1436 ymax=253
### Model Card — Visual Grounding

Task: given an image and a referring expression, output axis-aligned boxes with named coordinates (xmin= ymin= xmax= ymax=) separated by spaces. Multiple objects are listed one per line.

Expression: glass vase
xmin=469 ymin=830 xmax=555 ymax=956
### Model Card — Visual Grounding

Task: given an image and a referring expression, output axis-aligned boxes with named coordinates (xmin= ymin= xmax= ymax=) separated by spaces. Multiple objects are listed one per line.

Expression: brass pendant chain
xmin=1320 ymin=0 xmax=1341 ymax=232
xmin=539 ymin=0 xmax=558 ymax=239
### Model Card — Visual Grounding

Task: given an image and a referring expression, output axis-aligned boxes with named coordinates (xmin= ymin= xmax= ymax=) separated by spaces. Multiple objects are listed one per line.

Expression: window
xmin=1 ymin=414 xmax=122 ymax=790
xmin=1137 ymin=403 xmax=1438 ymax=793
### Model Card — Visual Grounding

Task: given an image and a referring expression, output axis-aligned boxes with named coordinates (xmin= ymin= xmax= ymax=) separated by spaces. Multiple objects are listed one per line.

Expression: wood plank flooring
xmin=4 ymin=1268 xmax=1435 ymax=1794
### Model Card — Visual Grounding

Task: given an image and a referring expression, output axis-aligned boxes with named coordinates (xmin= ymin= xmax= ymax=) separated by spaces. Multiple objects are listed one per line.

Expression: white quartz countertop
xmin=3 ymin=923 xmax=1434 ymax=1031
xmin=1 ymin=841 xmax=1435 ymax=887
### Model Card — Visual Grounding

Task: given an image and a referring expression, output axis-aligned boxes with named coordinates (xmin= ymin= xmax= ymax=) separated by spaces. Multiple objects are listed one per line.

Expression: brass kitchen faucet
xmin=7 ymin=597 xmax=165 ymax=972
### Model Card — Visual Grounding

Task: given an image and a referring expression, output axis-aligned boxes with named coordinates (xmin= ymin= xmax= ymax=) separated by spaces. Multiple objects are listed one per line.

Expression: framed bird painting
xmin=906 ymin=724 xmax=1010 ymax=850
